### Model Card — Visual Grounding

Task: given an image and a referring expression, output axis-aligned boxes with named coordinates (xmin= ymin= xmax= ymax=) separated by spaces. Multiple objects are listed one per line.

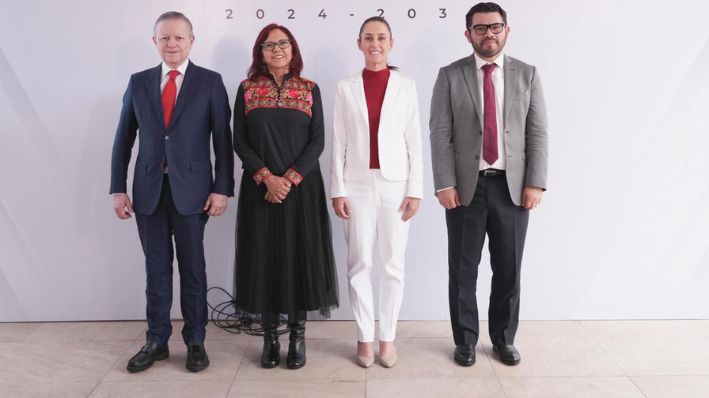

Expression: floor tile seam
xmin=234 ymin=375 xmax=364 ymax=382
xmin=578 ymin=319 xmax=632 ymax=377
xmin=478 ymin=342 xmax=509 ymax=398
xmin=495 ymin=375 xmax=648 ymax=379
xmin=227 ymin=340 xmax=253 ymax=398
xmin=624 ymin=372 xmax=709 ymax=377
xmin=625 ymin=375 xmax=650 ymax=398
xmin=92 ymin=338 xmax=152 ymax=391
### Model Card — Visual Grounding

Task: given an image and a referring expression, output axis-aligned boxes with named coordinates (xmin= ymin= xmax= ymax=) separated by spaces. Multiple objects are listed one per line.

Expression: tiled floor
xmin=1 ymin=320 xmax=708 ymax=397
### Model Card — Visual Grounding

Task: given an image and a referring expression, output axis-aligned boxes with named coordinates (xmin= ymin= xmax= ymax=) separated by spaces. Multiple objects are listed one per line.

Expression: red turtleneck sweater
xmin=363 ymin=68 xmax=390 ymax=169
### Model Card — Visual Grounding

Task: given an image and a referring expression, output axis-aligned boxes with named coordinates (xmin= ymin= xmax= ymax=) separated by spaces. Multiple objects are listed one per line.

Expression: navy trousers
xmin=446 ymin=174 xmax=529 ymax=347
xmin=135 ymin=178 xmax=208 ymax=346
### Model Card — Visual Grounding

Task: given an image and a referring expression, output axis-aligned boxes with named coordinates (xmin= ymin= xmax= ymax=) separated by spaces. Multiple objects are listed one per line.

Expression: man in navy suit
xmin=110 ymin=11 xmax=234 ymax=373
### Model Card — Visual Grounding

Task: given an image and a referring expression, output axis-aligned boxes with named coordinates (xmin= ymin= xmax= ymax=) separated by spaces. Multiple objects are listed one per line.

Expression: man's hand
xmin=203 ymin=193 xmax=228 ymax=216
xmin=399 ymin=197 xmax=420 ymax=221
xmin=331 ymin=197 xmax=353 ymax=219
xmin=112 ymin=193 xmax=134 ymax=219
xmin=522 ymin=186 xmax=544 ymax=210
xmin=437 ymin=188 xmax=460 ymax=209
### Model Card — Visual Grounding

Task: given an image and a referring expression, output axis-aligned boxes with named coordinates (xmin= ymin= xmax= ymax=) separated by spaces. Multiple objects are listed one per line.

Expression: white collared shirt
xmin=474 ymin=52 xmax=506 ymax=171
xmin=160 ymin=59 xmax=189 ymax=98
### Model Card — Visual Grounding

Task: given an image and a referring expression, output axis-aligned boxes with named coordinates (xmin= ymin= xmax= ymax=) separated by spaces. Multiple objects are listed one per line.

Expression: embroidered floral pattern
xmin=242 ymin=76 xmax=315 ymax=117
xmin=284 ymin=168 xmax=303 ymax=186
xmin=253 ymin=167 xmax=272 ymax=185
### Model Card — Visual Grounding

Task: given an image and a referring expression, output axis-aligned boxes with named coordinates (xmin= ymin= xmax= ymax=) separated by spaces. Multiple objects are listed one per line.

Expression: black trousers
xmin=135 ymin=179 xmax=209 ymax=346
xmin=446 ymin=174 xmax=529 ymax=346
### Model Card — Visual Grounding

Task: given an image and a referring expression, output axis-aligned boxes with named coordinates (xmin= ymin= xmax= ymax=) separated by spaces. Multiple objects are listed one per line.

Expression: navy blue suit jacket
xmin=110 ymin=61 xmax=234 ymax=215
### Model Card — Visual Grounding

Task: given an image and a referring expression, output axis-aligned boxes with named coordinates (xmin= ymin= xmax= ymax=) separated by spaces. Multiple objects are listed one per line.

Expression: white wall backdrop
xmin=1 ymin=0 xmax=708 ymax=322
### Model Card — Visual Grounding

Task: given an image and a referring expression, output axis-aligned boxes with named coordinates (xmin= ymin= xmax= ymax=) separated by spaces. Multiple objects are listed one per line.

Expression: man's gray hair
xmin=153 ymin=11 xmax=194 ymax=37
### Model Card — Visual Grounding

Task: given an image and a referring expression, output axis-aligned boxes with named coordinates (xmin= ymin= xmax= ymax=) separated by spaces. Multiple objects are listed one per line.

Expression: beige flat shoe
xmin=379 ymin=352 xmax=398 ymax=368
xmin=356 ymin=354 xmax=375 ymax=368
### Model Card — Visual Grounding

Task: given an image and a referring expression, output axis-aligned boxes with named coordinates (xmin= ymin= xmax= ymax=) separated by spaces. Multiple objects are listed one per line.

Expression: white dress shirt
xmin=160 ymin=59 xmax=189 ymax=98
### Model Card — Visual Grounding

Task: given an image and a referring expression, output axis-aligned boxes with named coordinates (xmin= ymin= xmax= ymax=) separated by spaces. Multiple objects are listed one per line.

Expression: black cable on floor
xmin=207 ymin=286 xmax=289 ymax=336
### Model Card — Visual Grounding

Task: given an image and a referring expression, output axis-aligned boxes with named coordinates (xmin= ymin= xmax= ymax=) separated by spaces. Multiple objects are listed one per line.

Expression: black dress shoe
xmin=126 ymin=341 xmax=169 ymax=373
xmin=186 ymin=342 xmax=210 ymax=372
xmin=260 ymin=324 xmax=281 ymax=368
xmin=453 ymin=344 xmax=476 ymax=366
xmin=286 ymin=319 xmax=306 ymax=369
xmin=493 ymin=344 xmax=521 ymax=365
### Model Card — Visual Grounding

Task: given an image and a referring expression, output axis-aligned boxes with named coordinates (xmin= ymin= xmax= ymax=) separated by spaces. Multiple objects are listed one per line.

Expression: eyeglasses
xmin=261 ymin=40 xmax=291 ymax=51
xmin=469 ymin=23 xmax=505 ymax=36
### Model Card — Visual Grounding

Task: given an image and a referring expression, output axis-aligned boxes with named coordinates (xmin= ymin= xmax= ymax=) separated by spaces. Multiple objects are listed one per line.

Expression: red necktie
xmin=162 ymin=70 xmax=180 ymax=128
xmin=482 ymin=63 xmax=498 ymax=165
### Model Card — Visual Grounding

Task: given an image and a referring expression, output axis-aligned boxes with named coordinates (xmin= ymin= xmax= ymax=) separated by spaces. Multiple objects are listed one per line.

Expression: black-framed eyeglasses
xmin=261 ymin=40 xmax=291 ymax=51
xmin=469 ymin=23 xmax=505 ymax=36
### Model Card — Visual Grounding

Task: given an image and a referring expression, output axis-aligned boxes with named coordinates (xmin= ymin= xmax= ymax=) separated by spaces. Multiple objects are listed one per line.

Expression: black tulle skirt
xmin=233 ymin=170 xmax=339 ymax=318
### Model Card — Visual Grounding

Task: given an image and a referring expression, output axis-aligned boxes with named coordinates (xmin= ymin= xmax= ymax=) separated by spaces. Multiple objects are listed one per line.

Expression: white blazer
xmin=330 ymin=69 xmax=423 ymax=198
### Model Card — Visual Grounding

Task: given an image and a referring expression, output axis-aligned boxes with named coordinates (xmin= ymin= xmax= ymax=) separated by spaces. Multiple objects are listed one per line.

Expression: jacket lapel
xmin=168 ymin=61 xmax=196 ymax=129
xmin=378 ymin=70 xmax=401 ymax=133
xmin=350 ymin=72 xmax=369 ymax=127
xmin=146 ymin=64 xmax=165 ymax=128
xmin=503 ymin=55 xmax=517 ymax=125
xmin=462 ymin=56 xmax=482 ymax=122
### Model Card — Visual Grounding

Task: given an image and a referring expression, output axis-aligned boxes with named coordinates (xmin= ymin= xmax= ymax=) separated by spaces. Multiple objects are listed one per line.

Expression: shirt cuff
xmin=284 ymin=168 xmax=303 ymax=186
xmin=436 ymin=186 xmax=455 ymax=193
xmin=253 ymin=167 xmax=272 ymax=185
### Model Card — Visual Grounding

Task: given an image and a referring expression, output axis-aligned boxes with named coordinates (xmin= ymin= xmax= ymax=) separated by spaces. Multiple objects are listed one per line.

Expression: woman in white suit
xmin=331 ymin=16 xmax=423 ymax=368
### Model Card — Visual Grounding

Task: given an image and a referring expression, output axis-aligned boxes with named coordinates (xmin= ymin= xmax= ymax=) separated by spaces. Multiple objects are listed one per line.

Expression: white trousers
xmin=344 ymin=171 xmax=410 ymax=342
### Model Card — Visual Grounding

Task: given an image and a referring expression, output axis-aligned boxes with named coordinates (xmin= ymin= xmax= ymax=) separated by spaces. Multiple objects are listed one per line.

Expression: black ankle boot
xmin=287 ymin=319 xmax=306 ymax=369
xmin=260 ymin=318 xmax=280 ymax=368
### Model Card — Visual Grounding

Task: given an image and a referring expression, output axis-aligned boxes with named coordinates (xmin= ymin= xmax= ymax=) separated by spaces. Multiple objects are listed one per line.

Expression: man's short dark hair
xmin=154 ymin=11 xmax=194 ymax=37
xmin=465 ymin=2 xmax=507 ymax=29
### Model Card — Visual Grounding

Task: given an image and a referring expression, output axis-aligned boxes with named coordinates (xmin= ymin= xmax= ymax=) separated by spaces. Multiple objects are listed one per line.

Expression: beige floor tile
xmin=0 ymin=322 xmax=42 ymax=342
xmin=0 ymin=341 xmax=131 ymax=383
xmin=581 ymin=320 xmax=709 ymax=375
xmin=367 ymin=377 xmax=504 ymax=398
xmin=366 ymin=338 xmax=495 ymax=379
xmin=0 ymin=381 xmax=97 ymax=398
xmin=103 ymin=339 xmax=249 ymax=382
xmin=89 ymin=380 xmax=232 ymax=398
xmin=25 ymin=321 xmax=146 ymax=343
xmin=395 ymin=320 xmax=456 ymax=339
xmin=632 ymin=375 xmax=709 ymax=398
xmin=303 ymin=321 xmax=357 ymax=339
xmin=690 ymin=320 xmax=709 ymax=337
xmin=485 ymin=321 xmax=623 ymax=377
xmin=235 ymin=339 xmax=365 ymax=381
xmin=228 ymin=379 xmax=364 ymax=398
xmin=499 ymin=376 xmax=644 ymax=398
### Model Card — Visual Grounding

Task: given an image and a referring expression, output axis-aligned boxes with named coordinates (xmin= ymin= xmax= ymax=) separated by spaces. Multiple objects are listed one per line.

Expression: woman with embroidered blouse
xmin=233 ymin=23 xmax=338 ymax=370
xmin=330 ymin=17 xmax=423 ymax=368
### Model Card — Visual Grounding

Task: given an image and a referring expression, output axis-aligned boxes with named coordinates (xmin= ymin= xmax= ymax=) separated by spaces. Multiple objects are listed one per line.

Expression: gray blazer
xmin=429 ymin=55 xmax=548 ymax=206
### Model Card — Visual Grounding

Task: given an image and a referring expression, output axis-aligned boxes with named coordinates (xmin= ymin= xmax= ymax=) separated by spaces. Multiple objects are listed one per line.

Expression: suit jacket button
xmin=165 ymin=136 xmax=170 ymax=140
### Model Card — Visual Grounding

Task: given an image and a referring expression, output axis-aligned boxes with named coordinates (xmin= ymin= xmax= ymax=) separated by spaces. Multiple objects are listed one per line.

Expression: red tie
xmin=162 ymin=70 xmax=180 ymax=128
xmin=482 ymin=63 xmax=498 ymax=165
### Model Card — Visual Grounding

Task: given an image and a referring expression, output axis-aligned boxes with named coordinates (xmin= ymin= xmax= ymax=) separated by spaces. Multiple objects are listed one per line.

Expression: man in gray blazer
xmin=430 ymin=2 xmax=548 ymax=367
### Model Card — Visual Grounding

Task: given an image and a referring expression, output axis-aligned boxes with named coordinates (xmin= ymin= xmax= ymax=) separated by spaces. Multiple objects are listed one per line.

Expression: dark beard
xmin=472 ymin=39 xmax=504 ymax=58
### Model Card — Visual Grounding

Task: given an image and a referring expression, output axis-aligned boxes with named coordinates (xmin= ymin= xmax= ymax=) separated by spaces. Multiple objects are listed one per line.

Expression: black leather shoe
xmin=286 ymin=319 xmax=306 ymax=369
xmin=260 ymin=330 xmax=281 ymax=368
xmin=186 ymin=342 xmax=210 ymax=372
xmin=126 ymin=341 xmax=169 ymax=373
xmin=493 ymin=344 xmax=521 ymax=365
xmin=453 ymin=344 xmax=476 ymax=366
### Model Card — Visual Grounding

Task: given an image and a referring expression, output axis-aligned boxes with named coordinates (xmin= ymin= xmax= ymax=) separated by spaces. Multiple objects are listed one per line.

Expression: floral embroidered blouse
xmin=233 ymin=74 xmax=324 ymax=186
